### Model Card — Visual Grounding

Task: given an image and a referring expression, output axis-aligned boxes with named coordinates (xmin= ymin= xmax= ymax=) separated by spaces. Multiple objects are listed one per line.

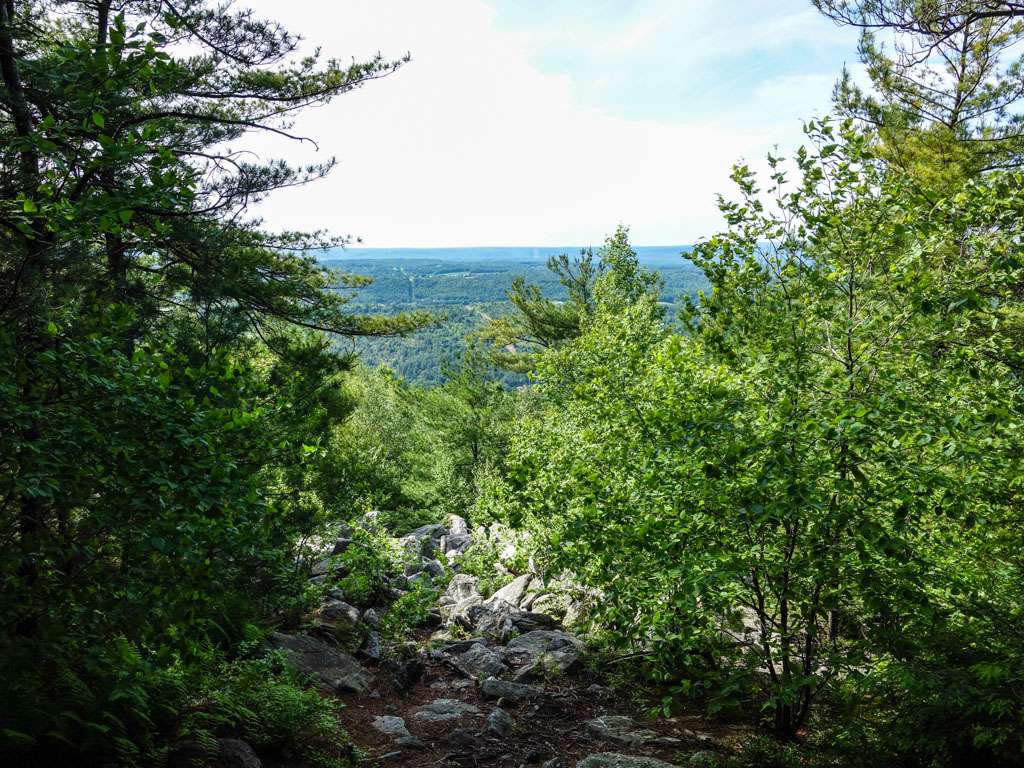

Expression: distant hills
xmin=320 ymin=244 xmax=695 ymax=267
xmin=322 ymin=246 xmax=707 ymax=385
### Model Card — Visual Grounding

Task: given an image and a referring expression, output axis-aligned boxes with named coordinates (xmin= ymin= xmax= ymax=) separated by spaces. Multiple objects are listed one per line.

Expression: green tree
xmin=489 ymin=124 xmax=1024 ymax=756
xmin=0 ymin=2 xmax=424 ymax=763
xmin=818 ymin=0 xmax=1024 ymax=188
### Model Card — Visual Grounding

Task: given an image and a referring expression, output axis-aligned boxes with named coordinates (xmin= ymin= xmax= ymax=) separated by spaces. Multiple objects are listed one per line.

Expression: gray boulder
xmin=422 ymin=557 xmax=446 ymax=578
xmin=452 ymin=642 xmax=507 ymax=679
xmin=487 ymin=706 xmax=514 ymax=737
xmin=411 ymin=698 xmax=481 ymax=723
xmin=438 ymin=637 xmax=488 ymax=655
xmin=585 ymin=715 xmax=680 ymax=747
xmin=486 ymin=573 xmax=534 ymax=608
xmin=400 ymin=524 xmax=446 ymax=556
xmin=360 ymin=630 xmax=383 ymax=661
xmin=505 ymin=630 xmax=583 ymax=679
xmin=318 ymin=599 xmax=361 ymax=629
xmin=440 ymin=533 xmax=473 ymax=557
xmin=466 ymin=599 xmax=518 ymax=641
xmin=267 ymin=632 xmax=371 ymax=693
xmin=447 ymin=514 xmax=470 ymax=535
xmin=371 ymin=715 xmax=422 ymax=749
xmin=480 ymin=676 xmax=541 ymax=701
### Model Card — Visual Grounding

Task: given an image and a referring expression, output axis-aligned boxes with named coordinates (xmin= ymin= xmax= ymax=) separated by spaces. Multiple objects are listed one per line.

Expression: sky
xmin=242 ymin=0 xmax=863 ymax=248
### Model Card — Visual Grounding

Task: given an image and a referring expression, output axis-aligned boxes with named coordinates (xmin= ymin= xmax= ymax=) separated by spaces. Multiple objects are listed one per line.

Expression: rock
xmin=530 ymin=593 xmax=569 ymax=619
xmin=447 ymin=514 xmax=470 ymax=535
xmin=446 ymin=728 xmax=478 ymax=748
xmin=585 ymin=716 xmax=680 ymax=748
xmin=362 ymin=608 xmax=381 ymax=628
xmin=422 ymin=557 xmax=445 ymax=578
xmin=576 ymin=755 xmax=678 ymax=768
xmin=520 ymin=590 xmax=541 ymax=610
xmin=404 ymin=558 xmax=424 ymax=577
xmin=439 ymin=637 xmax=488 ymax=654
xmin=371 ymin=715 xmax=423 ymax=749
xmin=440 ymin=533 xmax=473 ymax=556
xmin=446 ymin=574 xmax=481 ymax=602
xmin=310 ymin=557 xmax=336 ymax=578
xmin=318 ymin=600 xmax=361 ymax=629
xmin=400 ymin=524 xmax=446 ymax=557
xmin=504 ymin=630 xmax=583 ymax=679
xmin=510 ymin=611 xmax=560 ymax=633
xmin=542 ymin=760 xmax=567 ymax=768
xmin=480 ymin=677 xmax=540 ymax=701
xmin=267 ymin=632 xmax=371 ymax=693
xmin=360 ymin=630 xmax=383 ymax=661
xmin=466 ymin=599 xmax=518 ymax=640
xmin=381 ymin=656 xmax=424 ymax=692
xmin=168 ymin=738 xmax=261 ymax=768
xmin=487 ymin=707 xmax=514 ymax=737
xmin=452 ymin=642 xmax=507 ymax=679
xmin=217 ymin=739 xmax=261 ymax=768
xmin=331 ymin=537 xmax=354 ymax=555
xmin=372 ymin=715 xmax=411 ymax=738
xmin=327 ymin=587 xmax=346 ymax=601
xmin=411 ymin=698 xmax=481 ymax=723
xmin=486 ymin=573 xmax=534 ymax=608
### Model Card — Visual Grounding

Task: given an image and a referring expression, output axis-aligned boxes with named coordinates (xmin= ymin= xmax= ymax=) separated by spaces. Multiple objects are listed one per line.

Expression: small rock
xmin=446 ymin=574 xmax=481 ymax=602
xmin=331 ymin=537 xmax=353 ymax=555
xmin=542 ymin=760 xmax=567 ymax=768
xmin=480 ymin=677 xmax=540 ymax=701
xmin=411 ymin=698 xmax=481 ymax=722
xmin=362 ymin=608 xmax=381 ymax=628
xmin=487 ymin=707 xmax=514 ymax=737
xmin=372 ymin=715 xmax=412 ymax=739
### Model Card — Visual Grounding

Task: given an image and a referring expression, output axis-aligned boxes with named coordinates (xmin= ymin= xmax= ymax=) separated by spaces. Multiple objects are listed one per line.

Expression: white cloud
xmin=239 ymin=0 xmax=851 ymax=247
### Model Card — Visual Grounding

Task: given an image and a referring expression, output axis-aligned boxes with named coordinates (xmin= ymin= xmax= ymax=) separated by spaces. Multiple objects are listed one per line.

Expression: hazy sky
xmin=242 ymin=1 xmax=862 ymax=247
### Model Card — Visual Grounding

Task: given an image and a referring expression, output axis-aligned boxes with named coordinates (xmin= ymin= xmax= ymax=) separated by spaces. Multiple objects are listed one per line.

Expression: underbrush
xmin=175 ymin=649 xmax=357 ymax=768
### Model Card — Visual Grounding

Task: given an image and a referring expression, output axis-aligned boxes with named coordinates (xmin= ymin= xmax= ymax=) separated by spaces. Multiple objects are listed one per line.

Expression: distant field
xmin=321 ymin=247 xmax=707 ymax=385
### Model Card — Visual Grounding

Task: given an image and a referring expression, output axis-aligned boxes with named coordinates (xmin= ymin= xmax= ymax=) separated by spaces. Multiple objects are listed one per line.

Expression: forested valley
xmin=2 ymin=2 xmax=1024 ymax=768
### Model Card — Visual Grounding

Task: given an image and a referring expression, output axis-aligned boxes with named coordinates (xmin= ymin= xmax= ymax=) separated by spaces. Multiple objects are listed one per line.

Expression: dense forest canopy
xmin=2 ymin=2 xmax=1024 ymax=768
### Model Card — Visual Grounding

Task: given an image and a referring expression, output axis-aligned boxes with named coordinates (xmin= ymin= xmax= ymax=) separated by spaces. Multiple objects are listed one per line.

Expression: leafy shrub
xmin=379 ymin=583 xmax=441 ymax=651
xmin=331 ymin=528 xmax=403 ymax=606
xmin=180 ymin=653 xmax=357 ymax=768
